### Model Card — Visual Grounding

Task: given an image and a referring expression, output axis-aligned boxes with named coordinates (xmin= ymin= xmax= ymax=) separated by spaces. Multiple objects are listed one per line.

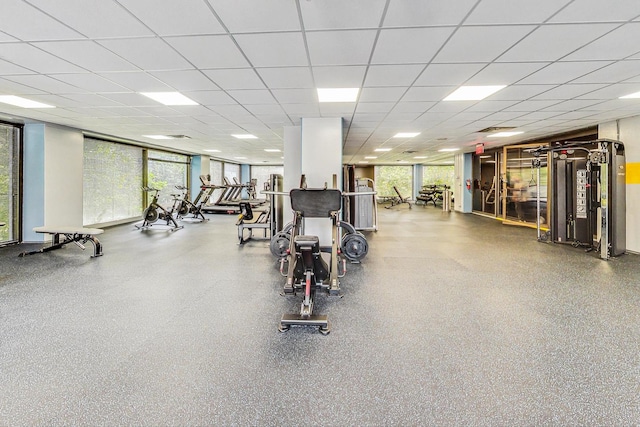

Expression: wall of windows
xmin=0 ymin=123 xmax=20 ymax=244
xmin=147 ymin=150 xmax=188 ymax=206
xmin=83 ymin=138 xmax=143 ymax=226
xmin=375 ymin=166 xmax=413 ymax=200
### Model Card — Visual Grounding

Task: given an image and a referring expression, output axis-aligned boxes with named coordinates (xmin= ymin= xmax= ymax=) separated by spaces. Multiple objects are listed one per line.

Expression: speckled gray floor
xmin=1 ymin=206 xmax=640 ymax=426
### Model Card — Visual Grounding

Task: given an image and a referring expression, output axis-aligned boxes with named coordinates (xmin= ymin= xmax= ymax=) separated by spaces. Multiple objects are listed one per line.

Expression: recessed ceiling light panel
xmin=620 ymin=91 xmax=640 ymax=99
xmin=443 ymin=85 xmax=506 ymax=101
xmin=438 ymin=148 xmax=459 ymax=152
xmin=0 ymin=95 xmax=54 ymax=108
xmin=487 ymin=131 xmax=524 ymax=138
xmin=364 ymin=156 xmax=378 ymax=159
xmin=374 ymin=148 xmax=392 ymax=152
xmin=393 ymin=132 xmax=420 ymax=138
xmin=232 ymin=134 xmax=258 ymax=139
xmin=204 ymin=149 xmax=220 ymax=152
xmin=140 ymin=92 xmax=198 ymax=106
xmin=264 ymin=149 xmax=280 ymax=152
xmin=317 ymin=88 xmax=359 ymax=103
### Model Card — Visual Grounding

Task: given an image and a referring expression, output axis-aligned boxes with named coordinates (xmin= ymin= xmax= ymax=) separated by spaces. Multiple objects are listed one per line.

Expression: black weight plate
xmin=270 ymin=232 xmax=290 ymax=258
xmin=341 ymin=232 xmax=368 ymax=261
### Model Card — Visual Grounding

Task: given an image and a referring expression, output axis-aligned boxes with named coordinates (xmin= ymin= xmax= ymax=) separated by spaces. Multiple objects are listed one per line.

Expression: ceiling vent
xmin=167 ymin=135 xmax=191 ymax=139
xmin=403 ymin=150 xmax=417 ymax=154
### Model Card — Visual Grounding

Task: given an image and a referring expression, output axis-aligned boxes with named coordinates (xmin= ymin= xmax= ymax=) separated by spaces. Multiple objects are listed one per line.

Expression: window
xmin=375 ymin=166 xmax=413 ymax=200
xmin=0 ymin=123 xmax=20 ymax=243
xmin=251 ymin=165 xmax=283 ymax=198
xmin=224 ymin=162 xmax=240 ymax=184
xmin=83 ymin=138 xmax=143 ymax=226
xmin=422 ymin=166 xmax=454 ymax=188
xmin=147 ymin=150 xmax=188 ymax=206
xmin=209 ymin=160 xmax=223 ymax=185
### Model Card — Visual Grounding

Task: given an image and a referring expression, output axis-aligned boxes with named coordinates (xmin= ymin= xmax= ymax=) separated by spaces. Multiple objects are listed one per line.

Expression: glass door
xmin=0 ymin=123 xmax=20 ymax=245
xmin=501 ymin=144 xmax=549 ymax=227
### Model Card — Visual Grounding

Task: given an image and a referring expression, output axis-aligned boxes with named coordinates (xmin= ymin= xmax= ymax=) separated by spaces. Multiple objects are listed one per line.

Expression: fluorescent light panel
xmin=414 ymin=156 xmax=427 ymax=159
xmin=264 ymin=149 xmax=280 ymax=152
xmin=358 ymin=161 xmax=369 ymax=164
xmin=232 ymin=134 xmax=258 ymax=139
xmin=374 ymin=148 xmax=392 ymax=152
xmin=364 ymin=156 xmax=377 ymax=159
xmin=204 ymin=149 xmax=220 ymax=152
xmin=143 ymin=135 xmax=174 ymax=140
xmin=488 ymin=131 xmax=524 ymax=137
xmin=140 ymin=92 xmax=198 ymax=106
xmin=393 ymin=132 xmax=420 ymax=138
xmin=438 ymin=148 xmax=459 ymax=152
xmin=620 ymin=91 xmax=640 ymax=99
xmin=443 ymin=85 xmax=506 ymax=101
xmin=0 ymin=95 xmax=54 ymax=108
xmin=317 ymin=88 xmax=359 ymax=103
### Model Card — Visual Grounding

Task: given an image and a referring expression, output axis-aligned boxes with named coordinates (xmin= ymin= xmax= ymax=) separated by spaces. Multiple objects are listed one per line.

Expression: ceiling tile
xmin=207 ymin=0 xmax=300 ymax=33
xmin=571 ymin=61 xmax=640 ymax=84
xmin=503 ymin=99 xmax=563 ymax=111
xmin=487 ymin=84 xmax=558 ymax=100
xmin=98 ymin=38 xmax=193 ymax=71
xmin=497 ymin=23 xmax=618 ymax=62
xmin=529 ymin=83 xmax=607 ymax=100
xmin=3 ymin=74 xmax=85 ymax=94
xmin=0 ymin=59 xmax=34 ymax=75
xmin=306 ymin=30 xmax=377 ymax=66
xmin=356 ymin=102 xmax=396 ymax=113
xmin=51 ymin=73 xmax=128 ymax=92
xmin=300 ymin=0 xmax=387 ymax=30
xmin=548 ymin=0 xmax=640 ymax=23
xmin=165 ymin=35 xmax=249 ymax=68
xmin=464 ymin=0 xmax=570 ymax=24
xmin=27 ymin=0 xmax=154 ymax=38
xmin=465 ymin=100 xmax=521 ymax=112
xmin=518 ymin=61 xmax=611 ymax=84
xmin=32 ymin=40 xmax=139 ymax=72
xmin=319 ymin=103 xmax=356 ymax=116
xmin=372 ymin=28 xmax=454 ymax=64
xmin=402 ymin=86 xmax=458 ymax=102
xmin=150 ymin=70 xmax=220 ymax=91
xmin=234 ymin=33 xmax=308 ymax=67
xmin=183 ymin=90 xmax=237 ymax=106
xmin=434 ymin=26 xmax=536 ymax=63
xmin=99 ymin=92 xmax=165 ymax=107
xmin=118 ymin=0 xmax=225 ymax=36
xmin=256 ymin=67 xmax=313 ymax=89
xmin=0 ymin=43 xmax=85 ymax=73
xmin=227 ymin=90 xmax=277 ymax=104
xmin=203 ymin=69 xmax=266 ymax=90
xmin=0 ymin=31 xmax=18 ymax=42
xmin=365 ymin=64 xmax=424 ymax=87
xmin=415 ymin=63 xmax=486 ymax=86
xmin=281 ymin=103 xmax=320 ymax=116
xmin=542 ymin=99 xmax=605 ymax=111
xmin=99 ymin=72 xmax=172 ymax=92
xmin=465 ymin=62 xmax=550 ymax=85
xmin=575 ymin=84 xmax=640 ymax=99
xmin=271 ymin=89 xmax=317 ymax=104
xmin=313 ymin=66 xmax=367 ymax=87
xmin=1 ymin=0 xmax=84 ymax=41
xmin=392 ymin=102 xmax=436 ymax=113
xmin=564 ymin=23 xmax=640 ymax=61
xmin=384 ymin=0 xmax=477 ymax=26
xmin=59 ymin=93 xmax=127 ymax=107
xmin=359 ymin=87 xmax=406 ymax=103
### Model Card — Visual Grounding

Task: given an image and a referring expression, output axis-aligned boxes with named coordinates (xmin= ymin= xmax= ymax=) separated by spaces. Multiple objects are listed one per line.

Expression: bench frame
xmin=19 ymin=227 xmax=104 ymax=258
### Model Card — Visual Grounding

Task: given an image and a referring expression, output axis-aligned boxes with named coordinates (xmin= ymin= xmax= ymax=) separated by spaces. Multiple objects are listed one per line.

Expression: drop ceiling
xmin=1 ymin=0 xmax=640 ymax=165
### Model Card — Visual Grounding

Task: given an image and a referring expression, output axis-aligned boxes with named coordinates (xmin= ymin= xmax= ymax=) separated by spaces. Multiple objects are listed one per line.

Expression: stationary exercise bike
xmin=173 ymin=185 xmax=208 ymax=222
xmin=136 ymin=187 xmax=183 ymax=231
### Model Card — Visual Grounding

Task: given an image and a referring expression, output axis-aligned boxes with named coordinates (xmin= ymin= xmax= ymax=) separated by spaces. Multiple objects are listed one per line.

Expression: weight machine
xmin=529 ymin=139 xmax=625 ymax=259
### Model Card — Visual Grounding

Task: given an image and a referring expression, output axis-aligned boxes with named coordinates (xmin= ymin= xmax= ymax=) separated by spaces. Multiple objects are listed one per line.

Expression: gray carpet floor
xmin=1 ymin=205 xmax=639 ymax=426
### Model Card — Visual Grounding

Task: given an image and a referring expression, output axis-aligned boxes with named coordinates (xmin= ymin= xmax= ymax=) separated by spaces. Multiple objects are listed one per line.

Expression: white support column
xmin=283 ymin=125 xmax=301 ymax=217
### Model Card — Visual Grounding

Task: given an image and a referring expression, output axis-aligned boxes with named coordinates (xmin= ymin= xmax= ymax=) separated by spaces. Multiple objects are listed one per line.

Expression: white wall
xmin=600 ymin=118 xmax=640 ymax=252
xmin=43 ymin=125 xmax=84 ymax=227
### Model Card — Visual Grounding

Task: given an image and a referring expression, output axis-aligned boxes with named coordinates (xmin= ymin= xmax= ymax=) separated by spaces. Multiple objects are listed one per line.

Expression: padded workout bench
xmin=19 ymin=226 xmax=104 ymax=258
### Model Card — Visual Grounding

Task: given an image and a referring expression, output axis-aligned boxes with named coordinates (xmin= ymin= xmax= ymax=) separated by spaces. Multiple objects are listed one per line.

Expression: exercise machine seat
xmin=293 ymin=235 xmax=329 ymax=282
